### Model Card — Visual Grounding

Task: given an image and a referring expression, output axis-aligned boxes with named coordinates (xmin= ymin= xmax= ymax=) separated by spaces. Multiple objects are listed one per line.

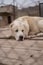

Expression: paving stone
xmin=0 ymin=57 xmax=4 ymax=63
xmin=23 ymin=40 xmax=35 ymax=48
xmin=1 ymin=41 xmax=12 ymax=48
xmin=0 ymin=39 xmax=43 ymax=65
xmin=36 ymin=41 xmax=43 ymax=49
xmin=2 ymin=58 xmax=13 ymax=65
xmin=0 ymin=49 xmax=6 ymax=57
xmin=7 ymin=40 xmax=19 ymax=48
xmin=14 ymin=48 xmax=26 ymax=57
xmin=29 ymin=49 xmax=41 ymax=58
xmin=15 ymin=60 xmax=23 ymax=65
xmin=24 ymin=58 xmax=34 ymax=65
xmin=15 ymin=43 xmax=25 ymax=49
xmin=1 ymin=47 xmax=11 ymax=53
xmin=33 ymin=63 xmax=39 ymax=65
xmin=29 ymin=42 xmax=40 ymax=50
xmin=37 ymin=55 xmax=43 ymax=65
xmin=8 ymin=50 xmax=18 ymax=59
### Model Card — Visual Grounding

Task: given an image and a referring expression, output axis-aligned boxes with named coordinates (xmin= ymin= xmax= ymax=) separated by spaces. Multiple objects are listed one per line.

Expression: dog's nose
xmin=19 ymin=36 xmax=23 ymax=41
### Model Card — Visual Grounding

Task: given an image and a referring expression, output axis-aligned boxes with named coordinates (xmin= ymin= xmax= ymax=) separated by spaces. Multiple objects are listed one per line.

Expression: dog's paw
xmin=36 ymin=33 xmax=43 ymax=37
xmin=27 ymin=35 xmax=36 ymax=39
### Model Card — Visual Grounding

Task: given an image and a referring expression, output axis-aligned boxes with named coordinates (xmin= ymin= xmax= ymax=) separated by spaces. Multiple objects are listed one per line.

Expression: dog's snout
xmin=19 ymin=35 xmax=23 ymax=41
xmin=19 ymin=36 xmax=23 ymax=39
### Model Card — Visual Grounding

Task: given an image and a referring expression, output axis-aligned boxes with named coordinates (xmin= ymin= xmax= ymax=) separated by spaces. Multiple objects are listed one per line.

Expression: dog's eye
xmin=15 ymin=29 xmax=18 ymax=32
xmin=22 ymin=30 xmax=24 ymax=32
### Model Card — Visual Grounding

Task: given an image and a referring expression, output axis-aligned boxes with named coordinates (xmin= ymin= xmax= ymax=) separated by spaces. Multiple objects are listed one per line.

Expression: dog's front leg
xmin=36 ymin=33 xmax=43 ymax=37
xmin=28 ymin=32 xmax=43 ymax=39
xmin=28 ymin=35 xmax=36 ymax=38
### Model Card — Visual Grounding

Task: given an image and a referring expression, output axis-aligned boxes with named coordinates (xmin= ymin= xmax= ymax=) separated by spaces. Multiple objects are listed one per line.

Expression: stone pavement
xmin=0 ymin=29 xmax=43 ymax=65
xmin=0 ymin=39 xmax=43 ymax=65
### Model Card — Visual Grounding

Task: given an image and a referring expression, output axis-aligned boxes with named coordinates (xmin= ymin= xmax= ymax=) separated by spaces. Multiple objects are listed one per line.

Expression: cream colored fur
xmin=9 ymin=16 xmax=43 ymax=40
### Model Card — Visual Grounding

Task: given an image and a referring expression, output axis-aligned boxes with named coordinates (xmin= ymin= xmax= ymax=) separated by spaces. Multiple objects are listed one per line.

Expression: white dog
xmin=9 ymin=16 xmax=43 ymax=41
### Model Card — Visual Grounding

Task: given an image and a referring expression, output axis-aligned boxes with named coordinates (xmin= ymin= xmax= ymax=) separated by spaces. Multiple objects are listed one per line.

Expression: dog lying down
xmin=1 ymin=16 xmax=43 ymax=41
xmin=7 ymin=16 xmax=43 ymax=41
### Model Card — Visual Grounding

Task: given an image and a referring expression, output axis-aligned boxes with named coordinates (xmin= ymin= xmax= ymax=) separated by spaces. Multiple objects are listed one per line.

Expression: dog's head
xmin=10 ymin=19 xmax=29 ymax=41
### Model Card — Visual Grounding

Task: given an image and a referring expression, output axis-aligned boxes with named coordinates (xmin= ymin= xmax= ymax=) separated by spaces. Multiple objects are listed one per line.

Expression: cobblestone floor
xmin=0 ymin=29 xmax=43 ymax=65
xmin=0 ymin=39 xmax=43 ymax=65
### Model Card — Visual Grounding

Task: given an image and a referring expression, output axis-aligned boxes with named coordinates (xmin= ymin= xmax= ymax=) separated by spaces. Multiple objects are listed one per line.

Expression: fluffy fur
xmin=9 ymin=16 xmax=43 ymax=40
